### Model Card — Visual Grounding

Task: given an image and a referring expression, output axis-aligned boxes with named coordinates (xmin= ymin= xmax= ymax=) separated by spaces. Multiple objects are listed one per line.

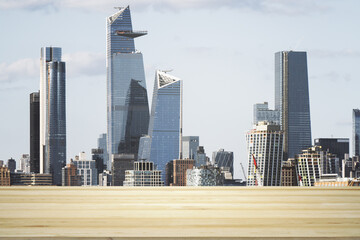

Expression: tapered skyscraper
xmin=40 ymin=47 xmax=66 ymax=185
xmin=106 ymin=6 xmax=150 ymax=170
xmin=139 ymin=70 xmax=183 ymax=179
xmin=275 ymin=51 xmax=311 ymax=159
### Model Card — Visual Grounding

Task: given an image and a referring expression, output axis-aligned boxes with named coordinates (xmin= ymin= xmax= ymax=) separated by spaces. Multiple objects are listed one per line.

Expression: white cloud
xmin=0 ymin=0 xmax=56 ymax=11
xmin=0 ymin=51 xmax=105 ymax=84
xmin=0 ymin=58 xmax=39 ymax=83
xmin=0 ymin=0 xmax=330 ymax=15
xmin=63 ymin=51 xmax=105 ymax=77
xmin=310 ymin=49 xmax=360 ymax=58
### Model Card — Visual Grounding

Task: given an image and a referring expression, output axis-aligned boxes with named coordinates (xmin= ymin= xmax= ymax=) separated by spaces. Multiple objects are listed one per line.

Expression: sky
xmin=0 ymin=0 xmax=359 ymax=179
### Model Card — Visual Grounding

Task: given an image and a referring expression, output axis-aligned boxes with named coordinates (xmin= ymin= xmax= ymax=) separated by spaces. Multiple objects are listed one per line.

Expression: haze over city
xmin=1 ymin=0 xmax=360 ymax=179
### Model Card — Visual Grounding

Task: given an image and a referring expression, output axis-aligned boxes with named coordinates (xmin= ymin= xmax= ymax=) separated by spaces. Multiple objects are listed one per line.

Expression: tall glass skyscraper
xmin=353 ymin=109 xmax=360 ymax=156
xmin=275 ymin=51 xmax=312 ymax=159
xmin=106 ymin=6 xmax=150 ymax=169
xmin=40 ymin=47 xmax=66 ymax=185
xmin=140 ymin=70 xmax=183 ymax=179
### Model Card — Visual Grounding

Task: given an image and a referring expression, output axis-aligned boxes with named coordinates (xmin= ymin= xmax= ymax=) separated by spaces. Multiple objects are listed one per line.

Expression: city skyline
xmin=1 ymin=1 xmax=360 ymax=179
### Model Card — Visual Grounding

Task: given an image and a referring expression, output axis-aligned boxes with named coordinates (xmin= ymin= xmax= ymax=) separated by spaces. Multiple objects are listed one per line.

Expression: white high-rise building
xmin=246 ymin=121 xmax=284 ymax=186
xmin=19 ymin=154 xmax=30 ymax=173
xmin=296 ymin=146 xmax=323 ymax=187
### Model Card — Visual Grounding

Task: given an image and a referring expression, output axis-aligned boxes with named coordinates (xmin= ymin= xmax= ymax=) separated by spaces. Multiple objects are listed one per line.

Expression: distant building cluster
xmin=246 ymin=51 xmax=360 ymax=187
xmin=1 ymin=6 xmax=359 ymax=188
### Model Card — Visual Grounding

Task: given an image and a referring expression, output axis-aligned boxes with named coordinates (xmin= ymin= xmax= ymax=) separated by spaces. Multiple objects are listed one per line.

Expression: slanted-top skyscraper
xmin=106 ymin=6 xmax=150 ymax=169
xmin=275 ymin=51 xmax=311 ymax=159
xmin=40 ymin=47 xmax=66 ymax=185
xmin=139 ymin=70 xmax=183 ymax=180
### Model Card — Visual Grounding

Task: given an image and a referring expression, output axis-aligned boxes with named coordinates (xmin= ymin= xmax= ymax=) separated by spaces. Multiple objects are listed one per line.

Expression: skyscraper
xmin=212 ymin=149 xmax=234 ymax=178
xmin=314 ymin=138 xmax=349 ymax=162
xmin=275 ymin=51 xmax=312 ymax=159
xmin=39 ymin=47 xmax=66 ymax=185
xmin=106 ymin=6 xmax=150 ymax=170
xmin=253 ymin=102 xmax=280 ymax=125
xmin=30 ymin=91 xmax=40 ymax=173
xmin=246 ymin=121 xmax=284 ymax=186
xmin=7 ymin=158 xmax=16 ymax=173
xmin=97 ymin=133 xmax=109 ymax=170
xmin=142 ymin=70 xmax=182 ymax=179
xmin=182 ymin=136 xmax=199 ymax=159
xmin=353 ymin=109 xmax=360 ymax=156
xmin=19 ymin=154 xmax=30 ymax=173
xmin=296 ymin=146 xmax=322 ymax=187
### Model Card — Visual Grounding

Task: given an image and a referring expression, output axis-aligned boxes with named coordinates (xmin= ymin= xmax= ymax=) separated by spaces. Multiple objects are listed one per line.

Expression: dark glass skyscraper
xmin=212 ymin=149 xmax=234 ymax=178
xmin=275 ymin=51 xmax=312 ymax=159
xmin=40 ymin=47 xmax=66 ymax=185
xmin=106 ymin=6 xmax=149 ymax=169
xmin=140 ymin=70 xmax=182 ymax=180
xmin=353 ymin=109 xmax=360 ymax=156
xmin=30 ymin=91 xmax=40 ymax=173
xmin=314 ymin=138 xmax=349 ymax=161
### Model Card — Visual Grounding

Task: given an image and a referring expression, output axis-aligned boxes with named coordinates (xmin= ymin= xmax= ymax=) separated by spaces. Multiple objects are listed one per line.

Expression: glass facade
xmin=144 ymin=70 xmax=182 ymax=180
xmin=253 ymin=102 xmax=280 ymax=125
xmin=275 ymin=51 xmax=312 ymax=159
xmin=182 ymin=136 xmax=199 ymax=159
xmin=97 ymin=133 xmax=109 ymax=169
xmin=106 ymin=6 xmax=149 ymax=170
xmin=30 ymin=91 xmax=40 ymax=173
xmin=353 ymin=109 xmax=360 ymax=156
xmin=212 ymin=149 xmax=234 ymax=178
xmin=314 ymin=138 xmax=349 ymax=162
xmin=40 ymin=47 xmax=66 ymax=186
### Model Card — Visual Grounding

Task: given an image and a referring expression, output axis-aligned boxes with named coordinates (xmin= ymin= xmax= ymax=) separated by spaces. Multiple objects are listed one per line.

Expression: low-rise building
xmin=112 ymin=154 xmax=135 ymax=186
xmin=62 ymin=160 xmax=82 ymax=186
xmin=0 ymin=166 xmax=10 ymax=186
xmin=315 ymin=174 xmax=360 ymax=187
xmin=99 ymin=170 xmax=112 ymax=186
xmin=281 ymin=159 xmax=297 ymax=186
xmin=186 ymin=165 xmax=223 ymax=186
xmin=73 ymin=152 xmax=98 ymax=186
xmin=10 ymin=173 xmax=52 ymax=185
xmin=166 ymin=159 xmax=195 ymax=186
xmin=123 ymin=161 xmax=163 ymax=186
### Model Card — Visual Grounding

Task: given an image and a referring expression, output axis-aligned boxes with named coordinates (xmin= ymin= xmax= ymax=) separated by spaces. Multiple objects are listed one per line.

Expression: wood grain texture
xmin=0 ymin=186 xmax=359 ymax=239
